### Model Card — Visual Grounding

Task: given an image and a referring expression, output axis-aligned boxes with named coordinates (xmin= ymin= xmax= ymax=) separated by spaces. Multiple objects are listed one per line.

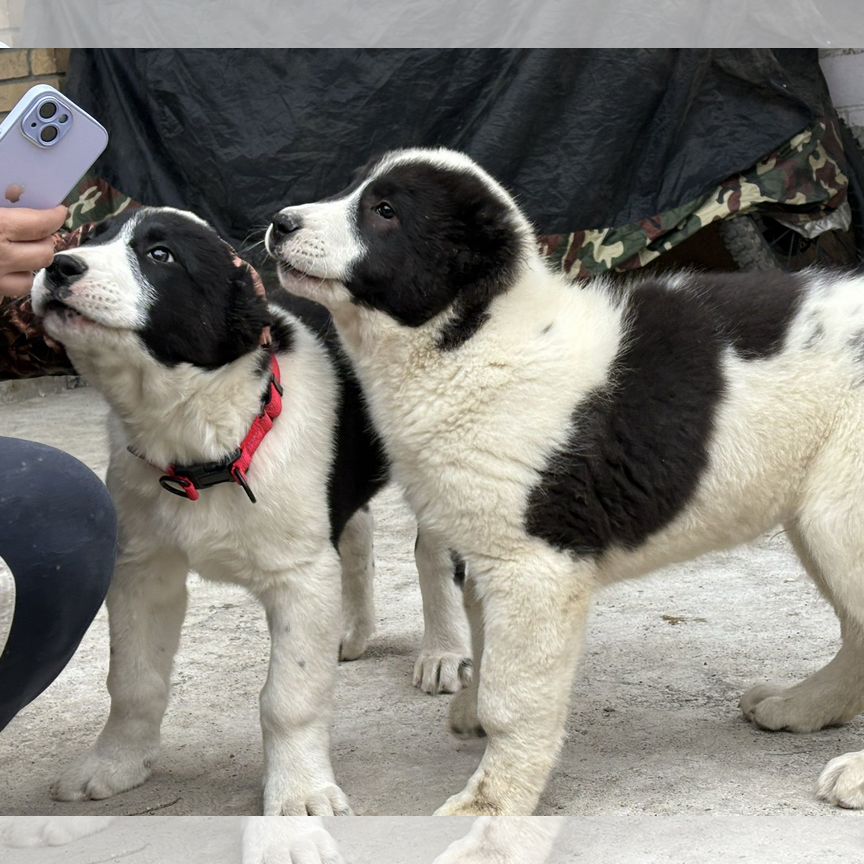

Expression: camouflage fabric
xmin=65 ymin=175 xmax=140 ymax=232
xmin=0 ymin=181 xmax=140 ymax=380
xmin=540 ymin=116 xmax=850 ymax=280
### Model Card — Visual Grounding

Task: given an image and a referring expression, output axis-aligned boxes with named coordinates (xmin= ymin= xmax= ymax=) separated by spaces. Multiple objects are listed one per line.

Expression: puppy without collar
xmin=268 ymin=147 xmax=864 ymax=814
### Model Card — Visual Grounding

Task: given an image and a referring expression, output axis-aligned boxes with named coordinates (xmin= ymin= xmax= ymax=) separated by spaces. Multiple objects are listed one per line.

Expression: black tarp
xmin=64 ymin=49 xmax=833 ymax=250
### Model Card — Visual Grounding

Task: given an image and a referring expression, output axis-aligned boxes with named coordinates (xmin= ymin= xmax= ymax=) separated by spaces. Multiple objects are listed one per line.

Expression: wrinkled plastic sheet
xmin=19 ymin=0 xmax=864 ymax=48
xmin=62 ymin=49 xmax=830 ymax=248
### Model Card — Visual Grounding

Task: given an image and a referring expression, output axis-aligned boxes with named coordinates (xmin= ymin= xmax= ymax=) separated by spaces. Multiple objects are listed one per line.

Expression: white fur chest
xmin=104 ymin=333 xmax=340 ymax=591
xmin=341 ymin=275 xmax=625 ymax=557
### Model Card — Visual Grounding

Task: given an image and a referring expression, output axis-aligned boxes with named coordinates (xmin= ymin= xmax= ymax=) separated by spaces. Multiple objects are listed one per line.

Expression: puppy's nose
xmin=270 ymin=211 xmax=303 ymax=241
xmin=45 ymin=254 xmax=88 ymax=288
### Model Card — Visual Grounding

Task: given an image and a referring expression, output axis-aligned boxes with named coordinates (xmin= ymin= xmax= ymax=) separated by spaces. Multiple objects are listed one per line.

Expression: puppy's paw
xmin=740 ymin=682 xmax=854 ymax=732
xmin=265 ymin=829 xmax=344 ymax=864
xmin=1 ymin=816 xmax=115 ymax=848
xmin=431 ymin=818 xmax=559 ymax=864
xmin=339 ymin=624 xmax=373 ymax=662
xmin=434 ymin=789 xmax=502 ymax=817
xmin=448 ymin=686 xmax=485 ymax=738
xmin=51 ymin=750 xmax=152 ymax=801
xmin=264 ymin=782 xmax=352 ymax=817
xmin=414 ymin=652 xmax=471 ymax=695
xmin=818 ymin=751 xmax=864 ymax=809
xmin=244 ymin=820 xmax=344 ymax=864
xmin=432 ymin=837 xmax=507 ymax=864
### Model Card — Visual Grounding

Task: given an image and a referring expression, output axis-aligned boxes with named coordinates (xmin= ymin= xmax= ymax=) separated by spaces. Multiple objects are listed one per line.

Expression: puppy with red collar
xmin=30 ymin=207 xmax=469 ymax=816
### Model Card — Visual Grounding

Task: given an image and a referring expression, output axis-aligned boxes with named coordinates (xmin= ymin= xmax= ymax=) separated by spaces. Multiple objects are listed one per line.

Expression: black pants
xmin=0 ymin=437 xmax=117 ymax=731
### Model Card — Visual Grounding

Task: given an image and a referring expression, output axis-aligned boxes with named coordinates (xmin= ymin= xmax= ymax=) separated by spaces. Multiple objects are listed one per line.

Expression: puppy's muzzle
xmin=267 ymin=211 xmax=303 ymax=254
xmin=44 ymin=253 xmax=88 ymax=298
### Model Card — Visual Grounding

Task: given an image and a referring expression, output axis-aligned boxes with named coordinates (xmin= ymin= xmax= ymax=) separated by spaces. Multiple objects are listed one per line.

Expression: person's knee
xmin=44 ymin=448 xmax=117 ymax=605
xmin=0 ymin=438 xmax=117 ymax=605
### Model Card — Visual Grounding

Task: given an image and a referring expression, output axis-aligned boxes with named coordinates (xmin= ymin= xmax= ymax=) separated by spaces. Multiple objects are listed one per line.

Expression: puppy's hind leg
xmin=740 ymin=520 xmax=864 ymax=734
xmin=51 ymin=543 xmax=188 ymax=801
xmin=741 ymin=445 xmax=864 ymax=809
xmin=805 ymin=519 xmax=864 ymax=809
xmin=338 ymin=505 xmax=376 ymax=661
xmin=413 ymin=529 xmax=471 ymax=695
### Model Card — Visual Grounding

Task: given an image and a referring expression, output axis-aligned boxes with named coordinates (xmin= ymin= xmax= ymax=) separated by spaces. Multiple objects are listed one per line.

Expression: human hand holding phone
xmin=0 ymin=206 xmax=67 ymax=298
xmin=0 ymin=84 xmax=107 ymax=298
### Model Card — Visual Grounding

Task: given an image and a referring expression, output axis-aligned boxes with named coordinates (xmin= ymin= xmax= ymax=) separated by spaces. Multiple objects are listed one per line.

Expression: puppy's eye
xmin=373 ymin=202 xmax=396 ymax=220
xmin=147 ymin=247 xmax=175 ymax=264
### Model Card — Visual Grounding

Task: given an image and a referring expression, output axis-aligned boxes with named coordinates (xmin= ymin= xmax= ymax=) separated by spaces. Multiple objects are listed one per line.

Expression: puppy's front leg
xmin=52 ymin=544 xmax=189 ymax=801
xmin=242 ymin=817 xmax=343 ymax=864
xmin=437 ymin=551 xmax=594 ymax=815
xmin=258 ymin=550 xmax=349 ymax=816
xmin=432 ymin=817 xmax=562 ymax=864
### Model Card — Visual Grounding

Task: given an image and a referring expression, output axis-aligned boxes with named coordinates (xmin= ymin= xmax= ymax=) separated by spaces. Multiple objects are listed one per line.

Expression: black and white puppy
xmin=30 ymin=207 xmax=468 ymax=816
xmin=267 ymin=147 xmax=864 ymax=815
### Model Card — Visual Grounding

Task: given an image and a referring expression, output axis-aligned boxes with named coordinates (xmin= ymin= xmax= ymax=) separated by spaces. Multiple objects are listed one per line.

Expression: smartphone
xmin=0 ymin=84 xmax=108 ymax=209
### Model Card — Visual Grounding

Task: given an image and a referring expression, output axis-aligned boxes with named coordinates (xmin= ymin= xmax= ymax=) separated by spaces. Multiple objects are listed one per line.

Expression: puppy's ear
xmin=454 ymin=194 xmax=521 ymax=297
xmin=226 ymin=265 xmax=271 ymax=353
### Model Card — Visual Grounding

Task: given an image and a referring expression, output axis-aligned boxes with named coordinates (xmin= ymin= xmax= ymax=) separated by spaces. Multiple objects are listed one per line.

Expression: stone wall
xmin=0 ymin=47 xmax=69 ymax=123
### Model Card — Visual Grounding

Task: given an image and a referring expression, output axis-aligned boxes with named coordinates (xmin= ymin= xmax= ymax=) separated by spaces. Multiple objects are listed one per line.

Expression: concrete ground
xmin=2 ymin=816 xmax=863 ymax=864
xmin=2 ymin=382 xmax=864 ymax=820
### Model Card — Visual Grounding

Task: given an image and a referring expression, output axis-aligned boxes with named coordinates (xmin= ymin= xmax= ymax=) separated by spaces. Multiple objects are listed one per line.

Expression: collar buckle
xmin=159 ymin=474 xmax=201 ymax=501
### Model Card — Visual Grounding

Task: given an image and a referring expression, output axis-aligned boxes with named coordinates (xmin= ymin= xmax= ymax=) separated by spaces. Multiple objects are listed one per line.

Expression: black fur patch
xmin=272 ymin=292 xmax=389 ymax=544
xmin=81 ymin=210 xmax=274 ymax=369
xmin=689 ymin=270 xmax=804 ymax=360
xmin=134 ymin=214 xmax=271 ymax=369
xmin=526 ymin=270 xmax=804 ymax=556
xmin=326 ymin=352 xmax=390 ymax=545
xmin=437 ymin=302 xmax=492 ymax=352
xmin=526 ymin=285 xmax=706 ymax=555
xmin=345 ymin=161 xmax=523 ymax=348
xmin=255 ymin=313 xmax=296 ymax=376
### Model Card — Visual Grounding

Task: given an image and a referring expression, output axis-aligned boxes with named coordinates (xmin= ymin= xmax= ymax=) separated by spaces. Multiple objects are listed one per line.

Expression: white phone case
xmin=0 ymin=84 xmax=108 ymax=209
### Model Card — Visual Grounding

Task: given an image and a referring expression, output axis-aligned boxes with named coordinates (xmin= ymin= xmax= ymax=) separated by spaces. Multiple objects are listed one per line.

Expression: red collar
xmin=142 ymin=355 xmax=283 ymax=504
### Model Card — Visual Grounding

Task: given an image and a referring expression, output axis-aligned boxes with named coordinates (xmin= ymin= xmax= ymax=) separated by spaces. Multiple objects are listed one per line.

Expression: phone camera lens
xmin=38 ymin=101 xmax=58 ymax=120
xmin=40 ymin=125 xmax=59 ymax=143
